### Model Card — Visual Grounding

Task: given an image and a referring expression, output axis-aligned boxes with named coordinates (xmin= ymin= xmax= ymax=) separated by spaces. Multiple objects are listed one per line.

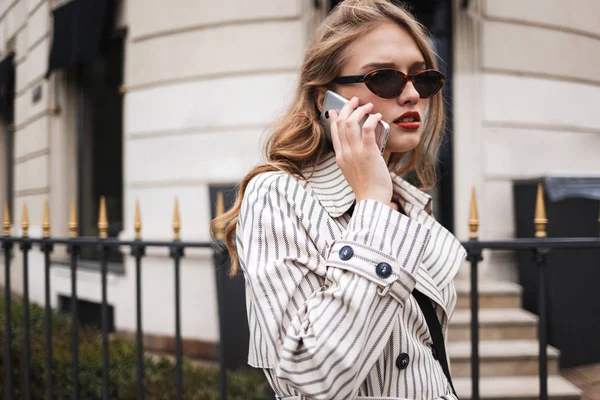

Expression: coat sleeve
xmin=237 ymin=172 xmax=431 ymax=400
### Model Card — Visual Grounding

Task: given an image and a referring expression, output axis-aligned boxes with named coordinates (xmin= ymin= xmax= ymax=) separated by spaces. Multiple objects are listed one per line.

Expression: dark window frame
xmin=74 ymin=28 xmax=127 ymax=272
xmin=0 ymin=53 xmax=15 ymax=225
xmin=4 ymin=124 xmax=13 ymax=224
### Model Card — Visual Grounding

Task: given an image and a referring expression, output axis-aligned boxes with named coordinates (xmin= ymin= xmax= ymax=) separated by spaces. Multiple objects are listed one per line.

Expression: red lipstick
xmin=394 ymin=111 xmax=421 ymax=130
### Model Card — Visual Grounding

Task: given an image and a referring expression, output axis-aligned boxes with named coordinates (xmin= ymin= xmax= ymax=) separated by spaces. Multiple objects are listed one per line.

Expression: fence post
xmin=131 ymin=199 xmax=146 ymax=400
xmin=40 ymin=200 xmax=54 ymax=399
xmin=169 ymin=198 xmax=184 ymax=400
xmin=20 ymin=203 xmax=33 ymax=400
xmin=534 ymin=183 xmax=549 ymax=400
xmin=67 ymin=200 xmax=80 ymax=400
xmin=98 ymin=197 xmax=110 ymax=400
xmin=3 ymin=203 xmax=13 ymax=400
xmin=213 ymin=191 xmax=228 ymax=400
xmin=467 ymin=187 xmax=482 ymax=400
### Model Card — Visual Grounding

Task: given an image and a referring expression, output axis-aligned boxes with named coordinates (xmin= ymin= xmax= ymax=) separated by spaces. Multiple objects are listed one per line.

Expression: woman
xmin=212 ymin=1 xmax=466 ymax=399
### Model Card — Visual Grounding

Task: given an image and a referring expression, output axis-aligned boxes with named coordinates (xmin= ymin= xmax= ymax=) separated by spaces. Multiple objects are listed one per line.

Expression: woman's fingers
xmin=335 ymin=97 xmax=358 ymax=151
xmin=348 ymin=102 xmax=374 ymax=125
xmin=326 ymin=97 xmax=392 ymax=205
xmin=328 ymin=110 xmax=343 ymax=156
xmin=334 ymin=97 xmax=358 ymax=151
xmin=329 ymin=97 xmax=381 ymax=161
xmin=361 ymin=112 xmax=382 ymax=149
xmin=345 ymin=103 xmax=374 ymax=147
xmin=337 ymin=96 xmax=359 ymax=121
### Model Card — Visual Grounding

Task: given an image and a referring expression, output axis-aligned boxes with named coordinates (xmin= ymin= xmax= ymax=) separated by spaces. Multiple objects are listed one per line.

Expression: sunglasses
xmin=333 ymin=68 xmax=445 ymax=99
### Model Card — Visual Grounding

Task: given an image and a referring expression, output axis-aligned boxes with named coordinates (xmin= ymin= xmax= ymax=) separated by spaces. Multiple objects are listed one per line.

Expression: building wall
xmin=0 ymin=0 xmax=322 ymax=353
xmin=453 ymin=0 xmax=600 ymax=281
xmin=0 ymin=0 xmax=51 ymax=302
xmin=12 ymin=0 xmax=49 ymax=237
xmin=119 ymin=0 xmax=315 ymax=343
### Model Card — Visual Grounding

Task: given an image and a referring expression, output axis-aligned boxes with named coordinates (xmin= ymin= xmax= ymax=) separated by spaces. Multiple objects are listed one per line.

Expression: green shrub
xmin=0 ymin=296 xmax=269 ymax=399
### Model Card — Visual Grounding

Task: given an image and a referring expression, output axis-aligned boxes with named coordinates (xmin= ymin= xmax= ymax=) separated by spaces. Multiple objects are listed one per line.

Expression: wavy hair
xmin=211 ymin=0 xmax=446 ymax=275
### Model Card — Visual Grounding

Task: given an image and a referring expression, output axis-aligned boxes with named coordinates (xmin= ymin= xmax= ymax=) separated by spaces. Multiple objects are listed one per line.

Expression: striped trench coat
xmin=236 ymin=152 xmax=467 ymax=400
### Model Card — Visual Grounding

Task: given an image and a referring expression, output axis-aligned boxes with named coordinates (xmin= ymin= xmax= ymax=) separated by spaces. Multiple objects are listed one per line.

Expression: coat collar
xmin=305 ymin=152 xmax=433 ymax=219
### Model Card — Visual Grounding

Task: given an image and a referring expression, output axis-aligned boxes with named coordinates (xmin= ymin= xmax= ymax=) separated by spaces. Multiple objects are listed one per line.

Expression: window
xmin=75 ymin=31 xmax=125 ymax=266
xmin=1 ymin=123 xmax=13 ymax=223
xmin=0 ymin=53 xmax=15 ymax=224
xmin=59 ymin=294 xmax=115 ymax=332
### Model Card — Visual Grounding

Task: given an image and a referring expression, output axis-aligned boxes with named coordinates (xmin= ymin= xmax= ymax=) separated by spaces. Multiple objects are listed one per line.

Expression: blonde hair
xmin=212 ymin=0 xmax=445 ymax=275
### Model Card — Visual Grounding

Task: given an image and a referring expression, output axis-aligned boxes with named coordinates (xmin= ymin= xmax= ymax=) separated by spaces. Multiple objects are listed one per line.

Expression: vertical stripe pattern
xmin=236 ymin=152 xmax=466 ymax=400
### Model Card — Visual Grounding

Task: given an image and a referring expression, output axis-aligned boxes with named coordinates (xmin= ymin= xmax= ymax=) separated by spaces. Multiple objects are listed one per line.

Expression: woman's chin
xmin=384 ymin=132 xmax=421 ymax=153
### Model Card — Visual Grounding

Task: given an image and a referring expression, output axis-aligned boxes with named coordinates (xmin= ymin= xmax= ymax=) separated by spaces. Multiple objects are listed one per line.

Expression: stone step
xmin=449 ymin=340 xmax=560 ymax=377
xmin=456 ymin=279 xmax=522 ymax=309
xmin=454 ymin=376 xmax=582 ymax=400
xmin=449 ymin=308 xmax=538 ymax=342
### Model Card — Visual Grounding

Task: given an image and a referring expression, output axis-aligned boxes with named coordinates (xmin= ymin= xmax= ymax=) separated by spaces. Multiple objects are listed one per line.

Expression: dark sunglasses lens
xmin=413 ymin=70 xmax=445 ymax=98
xmin=366 ymin=70 xmax=406 ymax=99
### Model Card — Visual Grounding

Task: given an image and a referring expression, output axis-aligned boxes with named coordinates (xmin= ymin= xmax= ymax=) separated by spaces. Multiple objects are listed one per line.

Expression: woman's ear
xmin=316 ymin=87 xmax=327 ymax=113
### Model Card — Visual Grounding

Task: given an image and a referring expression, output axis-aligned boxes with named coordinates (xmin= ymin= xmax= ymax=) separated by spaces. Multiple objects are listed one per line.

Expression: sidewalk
xmin=562 ymin=363 xmax=600 ymax=400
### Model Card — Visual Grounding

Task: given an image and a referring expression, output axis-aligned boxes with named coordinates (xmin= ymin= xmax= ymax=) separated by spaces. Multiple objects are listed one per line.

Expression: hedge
xmin=0 ymin=296 xmax=269 ymax=399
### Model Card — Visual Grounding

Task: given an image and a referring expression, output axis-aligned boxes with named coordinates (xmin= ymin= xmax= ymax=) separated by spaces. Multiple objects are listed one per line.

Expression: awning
xmin=513 ymin=174 xmax=600 ymax=202
xmin=45 ymin=0 xmax=117 ymax=78
xmin=544 ymin=174 xmax=600 ymax=202
xmin=0 ymin=53 xmax=15 ymax=122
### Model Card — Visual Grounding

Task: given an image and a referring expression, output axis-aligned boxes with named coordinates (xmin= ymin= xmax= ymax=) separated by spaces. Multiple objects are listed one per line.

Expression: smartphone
xmin=320 ymin=90 xmax=390 ymax=155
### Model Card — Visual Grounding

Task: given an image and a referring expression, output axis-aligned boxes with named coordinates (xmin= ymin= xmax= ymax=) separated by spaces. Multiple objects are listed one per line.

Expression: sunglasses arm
xmin=333 ymin=75 xmax=366 ymax=84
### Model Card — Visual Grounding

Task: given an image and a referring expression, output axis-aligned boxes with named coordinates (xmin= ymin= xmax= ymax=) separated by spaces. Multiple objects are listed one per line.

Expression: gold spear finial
xmin=21 ymin=203 xmax=29 ymax=237
xmin=215 ymin=192 xmax=226 ymax=240
xmin=469 ymin=186 xmax=479 ymax=239
xmin=134 ymin=198 xmax=142 ymax=240
xmin=534 ymin=183 xmax=548 ymax=238
xmin=68 ymin=200 xmax=78 ymax=238
xmin=98 ymin=196 xmax=108 ymax=239
xmin=3 ymin=203 xmax=10 ymax=236
xmin=43 ymin=200 xmax=50 ymax=238
xmin=173 ymin=197 xmax=181 ymax=240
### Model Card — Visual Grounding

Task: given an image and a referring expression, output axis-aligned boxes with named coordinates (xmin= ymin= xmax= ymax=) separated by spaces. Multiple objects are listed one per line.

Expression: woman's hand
xmin=328 ymin=96 xmax=393 ymax=205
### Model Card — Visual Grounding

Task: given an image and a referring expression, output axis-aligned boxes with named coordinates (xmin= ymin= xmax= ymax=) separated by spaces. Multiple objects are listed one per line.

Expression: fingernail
xmin=325 ymin=111 xmax=329 ymax=119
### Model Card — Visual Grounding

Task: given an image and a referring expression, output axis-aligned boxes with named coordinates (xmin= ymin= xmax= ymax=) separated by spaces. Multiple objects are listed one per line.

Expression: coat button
xmin=375 ymin=262 xmax=392 ymax=278
xmin=396 ymin=352 xmax=410 ymax=370
xmin=339 ymin=245 xmax=354 ymax=261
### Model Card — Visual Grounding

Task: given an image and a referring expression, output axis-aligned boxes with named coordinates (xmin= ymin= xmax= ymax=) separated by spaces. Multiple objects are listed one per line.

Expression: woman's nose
xmin=397 ymin=80 xmax=420 ymax=105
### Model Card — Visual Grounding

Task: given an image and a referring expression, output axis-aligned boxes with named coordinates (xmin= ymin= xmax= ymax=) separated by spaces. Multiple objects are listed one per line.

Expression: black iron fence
xmin=0 ymin=197 xmax=235 ymax=400
xmin=464 ymin=184 xmax=600 ymax=400
xmin=2 ymin=185 xmax=599 ymax=400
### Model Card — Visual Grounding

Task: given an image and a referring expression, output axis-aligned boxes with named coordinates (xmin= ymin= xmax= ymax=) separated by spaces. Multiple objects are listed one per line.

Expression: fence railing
xmin=2 ymin=186 xmax=599 ymax=400
xmin=0 ymin=196 xmax=225 ymax=400
xmin=463 ymin=184 xmax=600 ymax=400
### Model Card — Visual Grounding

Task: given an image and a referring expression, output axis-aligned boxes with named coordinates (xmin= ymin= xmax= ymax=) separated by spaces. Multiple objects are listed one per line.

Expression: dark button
xmin=375 ymin=262 xmax=392 ymax=278
xmin=339 ymin=245 xmax=354 ymax=261
xmin=396 ymin=352 xmax=410 ymax=370
xmin=431 ymin=345 xmax=438 ymax=360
